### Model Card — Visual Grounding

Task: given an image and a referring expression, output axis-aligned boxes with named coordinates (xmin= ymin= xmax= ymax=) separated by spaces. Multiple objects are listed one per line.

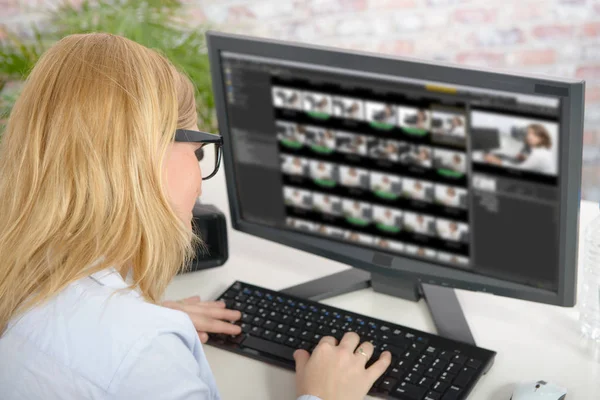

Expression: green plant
xmin=0 ymin=0 xmax=217 ymax=135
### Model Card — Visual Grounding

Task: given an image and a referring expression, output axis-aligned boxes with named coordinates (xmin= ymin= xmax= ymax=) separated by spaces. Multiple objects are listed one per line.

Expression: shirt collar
xmin=89 ymin=267 xmax=141 ymax=297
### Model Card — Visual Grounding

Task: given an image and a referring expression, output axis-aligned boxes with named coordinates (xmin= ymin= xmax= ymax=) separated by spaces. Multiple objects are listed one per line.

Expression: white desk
xmin=165 ymin=170 xmax=600 ymax=399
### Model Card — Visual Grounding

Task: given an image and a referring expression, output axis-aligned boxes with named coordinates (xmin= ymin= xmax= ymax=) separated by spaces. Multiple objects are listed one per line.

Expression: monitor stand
xmin=280 ymin=268 xmax=476 ymax=346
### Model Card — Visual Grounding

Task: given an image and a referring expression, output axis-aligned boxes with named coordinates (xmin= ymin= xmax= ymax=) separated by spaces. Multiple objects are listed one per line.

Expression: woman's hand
xmin=294 ymin=332 xmax=392 ymax=400
xmin=162 ymin=296 xmax=242 ymax=343
xmin=484 ymin=154 xmax=502 ymax=165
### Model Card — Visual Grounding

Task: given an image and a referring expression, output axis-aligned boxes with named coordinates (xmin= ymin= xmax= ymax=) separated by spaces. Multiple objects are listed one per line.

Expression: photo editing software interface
xmin=220 ymin=51 xmax=562 ymax=291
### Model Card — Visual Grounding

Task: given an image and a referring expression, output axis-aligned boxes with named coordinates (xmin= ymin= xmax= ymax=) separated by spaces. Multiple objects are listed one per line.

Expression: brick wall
xmin=3 ymin=0 xmax=600 ymax=199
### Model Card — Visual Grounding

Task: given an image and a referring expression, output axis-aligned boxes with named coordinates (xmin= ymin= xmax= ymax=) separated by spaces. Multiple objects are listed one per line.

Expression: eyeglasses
xmin=174 ymin=129 xmax=223 ymax=180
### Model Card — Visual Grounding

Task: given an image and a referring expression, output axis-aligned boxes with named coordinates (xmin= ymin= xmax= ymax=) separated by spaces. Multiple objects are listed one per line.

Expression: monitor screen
xmin=216 ymin=49 xmax=566 ymax=294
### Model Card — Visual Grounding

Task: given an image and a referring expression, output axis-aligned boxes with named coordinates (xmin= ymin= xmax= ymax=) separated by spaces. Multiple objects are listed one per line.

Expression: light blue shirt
xmin=0 ymin=268 xmax=321 ymax=400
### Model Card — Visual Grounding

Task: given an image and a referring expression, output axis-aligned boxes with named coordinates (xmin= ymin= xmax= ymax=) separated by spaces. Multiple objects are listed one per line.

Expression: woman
xmin=0 ymin=34 xmax=391 ymax=400
xmin=484 ymin=123 xmax=555 ymax=175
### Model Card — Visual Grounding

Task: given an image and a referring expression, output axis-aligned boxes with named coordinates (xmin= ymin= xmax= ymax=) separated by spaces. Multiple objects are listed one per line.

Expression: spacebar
xmin=241 ymin=335 xmax=296 ymax=362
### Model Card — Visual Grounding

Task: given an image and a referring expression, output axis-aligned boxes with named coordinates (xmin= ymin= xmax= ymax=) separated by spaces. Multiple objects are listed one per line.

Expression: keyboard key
xmin=425 ymin=392 xmax=441 ymax=400
xmin=452 ymin=354 xmax=467 ymax=365
xmin=274 ymin=333 xmax=287 ymax=344
xmin=258 ymin=299 xmax=269 ymax=308
xmin=239 ymin=323 xmax=251 ymax=333
xmin=262 ymin=330 xmax=275 ymax=340
xmin=416 ymin=336 xmax=429 ymax=345
xmin=268 ymin=311 xmax=282 ymax=322
xmin=252 ymin=316 xmax=264 ymax=326
xmin=382 ymin=343 xmax=405 ymax=357
xmin=285 ymin=336 xmax=300 ymax=347
xmin=241 ymin=335 xmax=295 ymax=362
xmin=299 ymin=330 xmax=312 ymax=341
xmin=241 ymin=313 xmax=253 ymax=323
xmin=418 ymin=377 xmax=433 ymax=387
xmin=453 ymin=367 xmax=475 ymax=388
xmin=401 ymin=350 xmax=419 ymax=362
xmin=441 ymin=385 xmax=462 ymax=400
xmin=232 ymin=301 xmax=246 ymax=311
xmin=466 ymin=358 xmax=482 ymax=369
xmin=223 ymin=290 xmax=237 ymax=299
xmin=298 ymin=341 xmax=312 ymax=351
xmin=229 ymin=334 xmax=245 ymax=344
xmin=410 ymin=342 xmax=426 ymax=352
xmin=439 ymin=372 xmax=455 ymax=383
xmin=275 ymin=323 xmax=289 ymax=333
xmin=411 ymin=363 xmax=427 ymax=375
xmin=329 ymin=328 xmax=342 ymax=339
xmin=250 ymin=326 xmax=264 ymax=336
xmin=432 ymin=381 xmax=449 ymax=393
xmin=287 ymin=326 xmax=300 ymax=337
xmin=425 ymin=367 xmax=441 ymax=379
xmin=316 ymin=325 xmax=329 ymax=335
xmin=388 ymin=367 xmax=405 ymax=379
xmin=245 ymin=305 xmax=257 ymax=314
xmin=292 ymin=318 xmax=305 ymax=328
xmin=304 ymin=321 xmax=317 ymax=331
xmin=234 ymin=294 xmax=248 ymax=302
xmin=404 ymin=372 xmax=420 ymax=384
xmin=281 ymin=314 xmax=293 ymax=324
xmin=431 ymin=358 xmax=448 ymax=370
xmin=264 ymin=320 xmax=276 ymax=330
xmin=446 ymin=363 xmax=461 ymax=374
xmin=425 ymin=346 xmax=438 ymax=356
xmin=418 ymin=355 xmax=434 ymax=366
xmin=380 ymin=377 xmax=397 ymax=392
xmin=394 ymin=382 xmax=427 ymax=400
xmin=438 ymin=351 xmax=454 ymax=361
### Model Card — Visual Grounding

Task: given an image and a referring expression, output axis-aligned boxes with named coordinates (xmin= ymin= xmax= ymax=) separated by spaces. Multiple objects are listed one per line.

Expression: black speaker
xmin=181 ymin=202 xmax=228 ymax=273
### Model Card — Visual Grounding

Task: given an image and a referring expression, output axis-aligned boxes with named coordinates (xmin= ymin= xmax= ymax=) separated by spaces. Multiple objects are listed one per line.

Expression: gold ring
xmin=355 ymin=347 xmax=369 ymax=358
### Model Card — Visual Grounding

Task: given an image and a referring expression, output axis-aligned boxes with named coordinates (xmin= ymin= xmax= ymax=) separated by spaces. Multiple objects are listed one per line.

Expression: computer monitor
xmin=206 ymin=32 xmax=583 ymax=327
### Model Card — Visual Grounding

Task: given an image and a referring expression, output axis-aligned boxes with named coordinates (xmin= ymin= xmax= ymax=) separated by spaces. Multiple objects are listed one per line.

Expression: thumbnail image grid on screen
xmin=273 ymin=85 xmax=470 ymax=269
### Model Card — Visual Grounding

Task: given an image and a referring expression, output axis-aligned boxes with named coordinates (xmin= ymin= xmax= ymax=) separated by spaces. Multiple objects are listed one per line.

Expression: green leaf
xmin=0 ymin=0 xmax=217 ymax=135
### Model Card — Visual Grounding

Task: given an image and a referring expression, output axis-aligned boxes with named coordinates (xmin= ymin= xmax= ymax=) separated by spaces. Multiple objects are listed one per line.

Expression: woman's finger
xmin=182 ymin=296 xmax=201 ymax=304
xmin=191 ymin=306 xmax=242 ymax=321
xmin=353 ymin=341 xmax=374 ymax=366
xmin=198 ymin=332 xmax=209 ymax=343
xmin=338 ymin=331 xmax=360 ymax=352
xmin=196 ymin=300 xmax=227 ymax=308
xmin=191 ymin=317 xmax=243 ymax=335
xmin=366 ymin=351 xmax=392 ymax=383
xmin=317 ymin=335 xmax=338 ymax=347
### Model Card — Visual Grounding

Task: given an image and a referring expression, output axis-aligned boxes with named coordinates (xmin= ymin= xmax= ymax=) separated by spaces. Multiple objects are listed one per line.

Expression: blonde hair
xmin=0 ymin=33 xmax=199 ymax=334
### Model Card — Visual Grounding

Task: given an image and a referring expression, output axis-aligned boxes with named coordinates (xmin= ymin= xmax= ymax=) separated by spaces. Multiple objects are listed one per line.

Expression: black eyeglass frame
xmin=174 ymin=129 xmax=223 ymax=180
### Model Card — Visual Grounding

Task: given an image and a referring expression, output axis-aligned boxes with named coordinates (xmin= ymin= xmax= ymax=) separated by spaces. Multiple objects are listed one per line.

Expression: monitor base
xmin=281 ymin=268 xmax=476 ymax=346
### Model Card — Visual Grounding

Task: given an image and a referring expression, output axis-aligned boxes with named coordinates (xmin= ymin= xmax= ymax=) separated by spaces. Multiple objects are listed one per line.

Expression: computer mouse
xmin=511 ymin=380 xmax=567 ymax=400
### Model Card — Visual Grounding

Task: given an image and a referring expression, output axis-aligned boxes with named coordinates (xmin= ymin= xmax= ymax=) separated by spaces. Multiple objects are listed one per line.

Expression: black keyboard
xmin=208 ymin=281 xmax=496 ymax=400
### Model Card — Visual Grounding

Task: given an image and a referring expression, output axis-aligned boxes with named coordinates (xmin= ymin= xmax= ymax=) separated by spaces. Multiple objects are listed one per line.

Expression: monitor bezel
xmin=206 ymin=31 xmax=584 ymax=307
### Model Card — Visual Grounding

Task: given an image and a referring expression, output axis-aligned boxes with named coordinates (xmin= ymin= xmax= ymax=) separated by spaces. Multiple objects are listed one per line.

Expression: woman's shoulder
xmin=4 ymin=272 xmax=201 ymax=393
